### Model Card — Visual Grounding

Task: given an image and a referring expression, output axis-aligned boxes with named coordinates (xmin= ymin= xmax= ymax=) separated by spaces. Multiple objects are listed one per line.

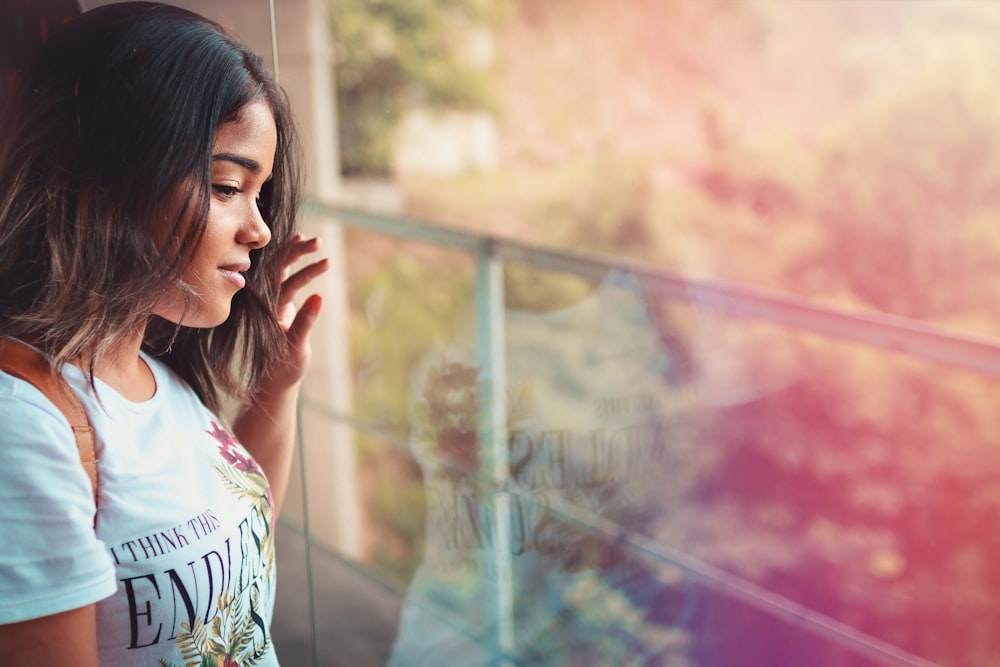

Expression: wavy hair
xmin=0 ymin=2 xmax=301 ymax=412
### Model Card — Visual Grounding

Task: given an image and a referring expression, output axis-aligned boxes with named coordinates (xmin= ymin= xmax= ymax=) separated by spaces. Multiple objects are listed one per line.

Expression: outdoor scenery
xmin=327 ymin=1 xmax=1000 ymax=665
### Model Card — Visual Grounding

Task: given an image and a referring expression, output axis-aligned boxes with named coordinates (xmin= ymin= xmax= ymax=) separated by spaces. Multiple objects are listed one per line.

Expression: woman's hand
xmin=268 ymin=233 xmax=331 ymax=392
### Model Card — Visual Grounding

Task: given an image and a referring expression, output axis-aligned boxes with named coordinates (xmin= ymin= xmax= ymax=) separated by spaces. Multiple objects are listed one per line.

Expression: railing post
xmin=475 ymin=239 xmax=515 ymax=665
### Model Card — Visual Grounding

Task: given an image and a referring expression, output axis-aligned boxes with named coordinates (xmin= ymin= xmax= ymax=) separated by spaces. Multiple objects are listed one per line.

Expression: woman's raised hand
xmin=268 ymin=233 xmax=331 ymax=392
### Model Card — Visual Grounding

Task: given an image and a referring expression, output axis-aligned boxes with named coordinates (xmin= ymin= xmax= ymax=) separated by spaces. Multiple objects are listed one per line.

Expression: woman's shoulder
xmin=0 ymin=371 xmax=89 ymax=484
xmin=0 ymin=368 xmax=73 ymax=424
xmin=0 ymin=369 xmax=116 ymax=626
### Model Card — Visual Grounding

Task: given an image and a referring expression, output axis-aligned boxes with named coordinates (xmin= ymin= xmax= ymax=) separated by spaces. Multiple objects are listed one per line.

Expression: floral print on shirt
xmin=160 ymin=421 xmax=275 ymax=667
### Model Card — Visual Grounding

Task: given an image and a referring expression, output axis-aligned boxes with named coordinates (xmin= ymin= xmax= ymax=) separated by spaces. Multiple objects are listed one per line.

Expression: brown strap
xmin=0 ymin=339 xmax=99 ymax=516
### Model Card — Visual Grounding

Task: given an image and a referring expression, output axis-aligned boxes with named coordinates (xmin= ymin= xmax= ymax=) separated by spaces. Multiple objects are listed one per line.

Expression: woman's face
xmin=154 ymin=99 xmax=277 ymax=328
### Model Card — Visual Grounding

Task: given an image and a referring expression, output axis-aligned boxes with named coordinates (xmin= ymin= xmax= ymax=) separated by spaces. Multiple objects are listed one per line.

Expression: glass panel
xmin=346 ymin=229 xmax=477 ymax=445
xmin=347 ymin=228 xmax=476 ymax=587
xmin=287 ymin=225 xmax=478 ymax=664
xmin=388 ymin=265 xmax=704 ymax=665
xmin=370 ymin=257 xmax=1000 ymax=666
xmin=666 ymin=316 xmax=999 ymax=667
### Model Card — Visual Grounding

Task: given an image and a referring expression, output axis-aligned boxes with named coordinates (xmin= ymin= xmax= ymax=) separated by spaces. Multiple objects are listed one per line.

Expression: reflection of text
xmin=427 ymin=402 xmax=670 ymax=570
xmin=593 ymin=393 xmax=659 ymax=417
xmin=509 ymin=420 xmax=668 ymax=490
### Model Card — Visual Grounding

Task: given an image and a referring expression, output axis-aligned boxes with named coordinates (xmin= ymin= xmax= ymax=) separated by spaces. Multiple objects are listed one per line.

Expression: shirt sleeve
xmin=0 ymin=373 xmax=117 ymax=623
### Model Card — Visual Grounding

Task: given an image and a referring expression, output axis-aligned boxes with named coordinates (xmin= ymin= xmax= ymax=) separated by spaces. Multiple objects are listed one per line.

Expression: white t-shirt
xmin=0 ymin=350 xmax=279 ymax=667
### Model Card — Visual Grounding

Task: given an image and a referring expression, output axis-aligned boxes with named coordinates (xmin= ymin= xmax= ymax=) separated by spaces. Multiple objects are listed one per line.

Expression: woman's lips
xmin=219 ymin=265 xmax=248 ymax=289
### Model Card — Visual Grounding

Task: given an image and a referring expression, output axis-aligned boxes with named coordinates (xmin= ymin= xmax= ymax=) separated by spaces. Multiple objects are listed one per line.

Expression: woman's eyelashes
xmin=212 ymin=184 xmax=240 ymax=200
xmin=212 ymin=184 xmax=264 ymax=210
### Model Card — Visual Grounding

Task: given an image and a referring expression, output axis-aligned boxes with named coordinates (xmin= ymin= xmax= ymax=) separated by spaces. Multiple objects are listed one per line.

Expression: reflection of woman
xmin=0 ymin=4 xmax=326 ymax=665
xmin=390 ymin=271 xmax=696 ymax=666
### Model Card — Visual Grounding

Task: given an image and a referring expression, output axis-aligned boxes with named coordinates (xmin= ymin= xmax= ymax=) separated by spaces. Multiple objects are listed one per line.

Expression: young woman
xmin=0 ymin=3 xmax=328 ymax=665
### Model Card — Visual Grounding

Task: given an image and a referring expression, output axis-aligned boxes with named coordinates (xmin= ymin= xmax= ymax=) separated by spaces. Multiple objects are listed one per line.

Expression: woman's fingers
xmin=286 ymin=294 xmax=323 ymax=352
xmin=279 ymin=258 xmax=330 ymax=307
xmin=282 ymin=235 xmax=322 ymax=273
xmin=270 ymin=234 xmax=329 ymax=337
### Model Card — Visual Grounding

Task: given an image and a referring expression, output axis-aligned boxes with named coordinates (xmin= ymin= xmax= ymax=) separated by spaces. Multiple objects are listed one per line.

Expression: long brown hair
xmin=0 ymin=2 xmax=301 ymax=412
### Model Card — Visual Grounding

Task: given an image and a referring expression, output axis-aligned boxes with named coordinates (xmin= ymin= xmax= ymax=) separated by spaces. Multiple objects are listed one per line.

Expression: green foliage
xmin=329 ymin=0 xmax=505 ymax=176
xmin=349 ymin=247 xmax=474 ymax=432
xmin=369 ymin=453 xmax=428 ymax=583
xmin=347 ymin=244 xmax=473 ymax=579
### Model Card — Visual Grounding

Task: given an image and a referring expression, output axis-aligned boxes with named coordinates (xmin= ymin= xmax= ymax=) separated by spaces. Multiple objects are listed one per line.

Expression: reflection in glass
xmin=353 ymin=252 xmax=988 ymax=666
xmin=389 ymin=268 xmax=701 ymax=665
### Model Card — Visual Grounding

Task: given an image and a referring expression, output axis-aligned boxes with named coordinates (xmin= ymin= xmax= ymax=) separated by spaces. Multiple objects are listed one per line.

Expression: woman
xmin=0 ymin=3 xmax=328 ymax=665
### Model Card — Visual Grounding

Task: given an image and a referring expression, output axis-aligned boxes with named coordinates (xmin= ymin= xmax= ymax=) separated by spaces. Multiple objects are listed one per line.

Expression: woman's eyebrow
xmin=212 ymin=152 xmax=261 ymax=173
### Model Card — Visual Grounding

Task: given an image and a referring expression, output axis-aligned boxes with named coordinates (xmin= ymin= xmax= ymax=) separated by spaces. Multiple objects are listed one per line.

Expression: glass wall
xmin=286 ymin=202 xmax=1000 ymax=667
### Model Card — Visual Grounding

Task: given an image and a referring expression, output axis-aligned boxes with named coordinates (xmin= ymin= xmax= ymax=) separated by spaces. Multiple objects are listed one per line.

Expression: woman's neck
xmin=90 ymin=328 xmax=157 ymax=402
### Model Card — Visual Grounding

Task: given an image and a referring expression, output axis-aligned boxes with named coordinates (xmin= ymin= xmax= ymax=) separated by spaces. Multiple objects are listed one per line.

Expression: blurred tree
xmin=329 ymin=0 xmax=504 ymax=176
xmin=803 ymin=25 xmax=1000 ymax=324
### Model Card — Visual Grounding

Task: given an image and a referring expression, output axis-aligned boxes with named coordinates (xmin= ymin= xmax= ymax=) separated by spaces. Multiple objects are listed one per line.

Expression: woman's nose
xmin=240 ymin=201 xmax=272 ymax=249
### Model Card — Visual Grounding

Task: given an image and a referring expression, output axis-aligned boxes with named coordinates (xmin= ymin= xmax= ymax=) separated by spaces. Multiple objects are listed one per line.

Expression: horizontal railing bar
xmin=297 ymin=397 xmax=939 ymax=666
xmin=305 ymin=200 xmax=483 ymax=253
xmin=308 ymin=199 xmax=1000 ymax=376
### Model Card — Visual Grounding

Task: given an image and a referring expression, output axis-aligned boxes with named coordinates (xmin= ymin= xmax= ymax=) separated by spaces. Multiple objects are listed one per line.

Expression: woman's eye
xmin=212 ymin=184 xmax=239 ymax=199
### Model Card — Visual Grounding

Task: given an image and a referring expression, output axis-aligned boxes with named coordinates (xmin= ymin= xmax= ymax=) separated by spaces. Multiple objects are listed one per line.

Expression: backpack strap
xmin=0 ymin=339 xmax=99 ymax=518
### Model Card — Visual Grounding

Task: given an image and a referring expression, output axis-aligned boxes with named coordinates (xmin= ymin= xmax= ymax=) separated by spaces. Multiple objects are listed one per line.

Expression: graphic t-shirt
xmin=0 ymin=351 xmax=279 ymax=667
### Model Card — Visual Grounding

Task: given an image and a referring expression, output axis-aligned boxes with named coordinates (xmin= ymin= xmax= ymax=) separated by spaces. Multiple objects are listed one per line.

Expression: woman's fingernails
xmin=304 ymin=294 xmax=323 ymax=314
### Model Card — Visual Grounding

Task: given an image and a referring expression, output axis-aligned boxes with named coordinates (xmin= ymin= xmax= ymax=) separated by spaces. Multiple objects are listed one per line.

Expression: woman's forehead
xmin=212 ymin=100 xmax=277 ymax=177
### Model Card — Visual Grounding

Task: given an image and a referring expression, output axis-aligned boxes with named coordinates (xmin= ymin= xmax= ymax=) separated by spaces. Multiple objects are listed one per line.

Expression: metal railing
xmin=315 ymin=202 xmax=1000 ymax=377
xmin=297 ymin=199 xmax=1000 ymax=667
